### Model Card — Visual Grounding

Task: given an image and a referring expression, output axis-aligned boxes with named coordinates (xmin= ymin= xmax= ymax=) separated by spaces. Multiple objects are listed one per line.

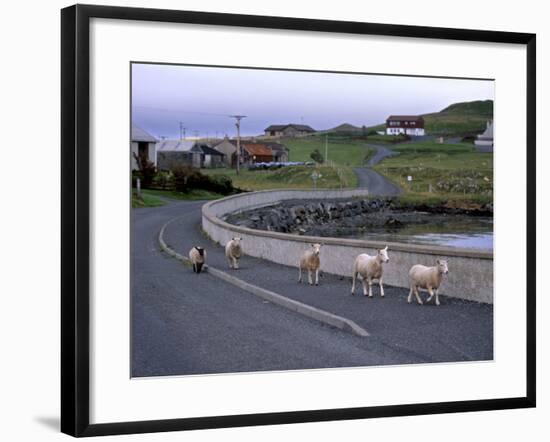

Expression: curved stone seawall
xmin=202 ymin=189 xmax=493 ymax=303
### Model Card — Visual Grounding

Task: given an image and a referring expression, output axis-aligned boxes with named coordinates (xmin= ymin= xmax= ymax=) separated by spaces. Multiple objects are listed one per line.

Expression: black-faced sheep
xmin=188 ymin=246 xmax=206 ymax=274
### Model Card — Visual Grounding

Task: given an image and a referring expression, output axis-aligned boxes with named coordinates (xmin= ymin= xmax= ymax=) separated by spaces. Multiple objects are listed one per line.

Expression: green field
xmin=374 ymin=142 xmax=493 ymax=200
xmin=203 ymin=165 xmax=357 ymax=191
xmin=283 ymin=135 xmax=373 ymax=166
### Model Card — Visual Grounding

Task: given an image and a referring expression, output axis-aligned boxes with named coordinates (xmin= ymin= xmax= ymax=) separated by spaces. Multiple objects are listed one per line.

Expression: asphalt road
xmin=353 ymin=144 xmax=402 ymax=195
xmin=162 ymin=202 xmax=493 ymax=368
xmin=132 ymin=201 xmax=422 ymax=377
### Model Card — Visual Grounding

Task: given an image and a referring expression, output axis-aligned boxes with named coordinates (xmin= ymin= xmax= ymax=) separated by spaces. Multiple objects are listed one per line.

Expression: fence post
xmin=136 ymin=178 xmax=141 ymax=198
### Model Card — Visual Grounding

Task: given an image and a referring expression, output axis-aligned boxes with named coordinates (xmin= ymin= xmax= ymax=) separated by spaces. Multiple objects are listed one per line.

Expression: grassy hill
xmin=422 ymin=100 xmax=493 ymax=136
xmin=366 ymin=99 xmax=493 ymax=137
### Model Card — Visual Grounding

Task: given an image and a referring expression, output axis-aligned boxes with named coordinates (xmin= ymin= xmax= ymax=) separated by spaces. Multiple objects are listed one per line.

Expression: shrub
xmin=171 ymin=165 xmax=235 ymax=195
xmin=153 ymin=170 xmax=174 ymax=190
xmin=310 ymin=149 xmax=324 ymax=164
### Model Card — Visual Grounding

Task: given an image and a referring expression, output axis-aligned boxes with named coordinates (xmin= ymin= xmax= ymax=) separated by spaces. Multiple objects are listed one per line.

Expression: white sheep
xmin=351 ymin=246 xmax=390 ymax=297
xmin=188 ymin=246 xmax=207 ymax=274
xmin=225 ymin=237 xmax=243 ymax=269
xmin=298 ymin=243 xmax=322 ymax=286
xmin=407 ymin=259 xmax=449 ymax=306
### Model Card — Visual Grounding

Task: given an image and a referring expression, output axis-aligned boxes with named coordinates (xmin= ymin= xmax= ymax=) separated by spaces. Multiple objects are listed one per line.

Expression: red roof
xmin=242 ymin=143 xmax=273 ymax=156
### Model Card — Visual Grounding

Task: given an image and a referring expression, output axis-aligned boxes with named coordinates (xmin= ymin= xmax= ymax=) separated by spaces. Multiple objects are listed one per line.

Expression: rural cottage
xmin=131 ymin=125 xmax=157 ymax=170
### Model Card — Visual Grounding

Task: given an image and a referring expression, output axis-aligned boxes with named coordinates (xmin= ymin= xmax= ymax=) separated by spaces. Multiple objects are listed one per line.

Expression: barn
xmin=156 ymin=140 xmax=203 ymax=170
xmin=242 ymin=143 xmax=274 ymax=164
xmin=199 ymin=145 xmax=226 ymax=168
xmin=385 ymin=115 xmax=425 ymax=136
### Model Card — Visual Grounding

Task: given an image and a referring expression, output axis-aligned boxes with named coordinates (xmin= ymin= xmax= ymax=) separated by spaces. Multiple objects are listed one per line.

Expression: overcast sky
xmin=131 ymin=63 xmax=494 ymax=139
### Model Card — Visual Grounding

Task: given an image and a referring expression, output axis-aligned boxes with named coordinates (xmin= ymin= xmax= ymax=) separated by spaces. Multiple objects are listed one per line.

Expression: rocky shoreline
xmin=223 ymin=197 xmax=493 ymax=238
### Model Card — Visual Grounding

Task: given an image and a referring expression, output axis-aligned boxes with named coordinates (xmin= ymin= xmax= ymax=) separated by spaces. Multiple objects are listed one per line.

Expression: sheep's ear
xmin=384 ymin=245 xmax=388 ymax=251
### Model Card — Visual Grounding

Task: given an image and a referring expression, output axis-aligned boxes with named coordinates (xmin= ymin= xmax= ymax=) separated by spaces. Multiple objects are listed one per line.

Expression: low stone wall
xmin=202 ymin=189 xmax=493 ymax=303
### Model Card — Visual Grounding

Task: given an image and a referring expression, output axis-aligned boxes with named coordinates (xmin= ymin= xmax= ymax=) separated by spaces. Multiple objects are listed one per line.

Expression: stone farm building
xmin=212 ymin=137 xmax=238 ymax=167
xmin=264 ymin=142 xmax=289 ymax=162
xmin=264 ymin=123 xmax=315 ymax=137
xmin=385 ymin=115 xmax=425 ymax=136
xmin=199 ymin=145 xmax=225 ymax=168
xmin=131 ymin=125 xmax=157 ymax=170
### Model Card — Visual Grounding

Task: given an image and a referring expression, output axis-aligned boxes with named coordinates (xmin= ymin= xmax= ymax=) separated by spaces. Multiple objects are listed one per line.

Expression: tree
xmin=132 ymin=152 xmax=156 ymax=188
xmin=310 ymin=149 xmax=324 ymax=164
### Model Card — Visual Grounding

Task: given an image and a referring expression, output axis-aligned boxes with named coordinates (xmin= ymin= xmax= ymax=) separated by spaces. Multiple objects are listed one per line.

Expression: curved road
xmin=353 ymin=144 xmax=401 ymax=195
xmin=132 ymin=198 xmax=493 ymax=377
xmin=132 ymin=200 xmax=412 ymax=376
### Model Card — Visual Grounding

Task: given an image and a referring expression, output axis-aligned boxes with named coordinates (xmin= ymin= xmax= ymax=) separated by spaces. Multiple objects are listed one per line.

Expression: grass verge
xmin=374 ymin=142 xmax=493 ymax=200
xmin=203 ymin=165 xmax=357 ymax=191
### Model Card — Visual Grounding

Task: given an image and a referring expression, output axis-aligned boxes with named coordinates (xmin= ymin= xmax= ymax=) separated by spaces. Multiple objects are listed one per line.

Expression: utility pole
xmin=230 ymin=115 xmax=246 ymax=175
xmin=179 ymin=122 xmax=186 ymax=140
xmin=325 ymin=133 xmax=328 ymax=163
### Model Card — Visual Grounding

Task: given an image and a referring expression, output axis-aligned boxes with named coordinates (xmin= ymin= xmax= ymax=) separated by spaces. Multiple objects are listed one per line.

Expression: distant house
xmin=213 ymin=136 xmax=238 ymax=166
xmin=242 ymin=143 xmax=274 ymax=164
xmin=474 ymin=121 xmax=494 ymax=150
xmin=131 ymin=125 xmax=157 ymax=170
xmin=263 ymin=142 xmax=289 ymax=162
xmin=264 ymin=124 xmax=315 ymax=138
xmin=156 ymin=140 xmax=203 ymax=170
xmin=385 ymin=115 xmax=425 ymax=136
xmin=199 ymin=145 xmax=226 ymax=168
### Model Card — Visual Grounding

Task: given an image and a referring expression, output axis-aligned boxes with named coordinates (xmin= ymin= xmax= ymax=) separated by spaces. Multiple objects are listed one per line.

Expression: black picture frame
xmin=61 ymin=4 xmax=536 ymax=437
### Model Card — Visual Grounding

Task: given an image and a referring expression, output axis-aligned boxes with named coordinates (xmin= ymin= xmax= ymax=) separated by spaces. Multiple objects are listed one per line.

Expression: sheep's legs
xmin=379 ymin=277 xmax=385 ymax=297
xmin=308 ymin=270 xmax=313 ymax=285
xmin=426 ymin=287 xmax=434 ymax=303
xmin=408 ymin=286 xmax=423 ymax=304
xmin=298 ymin=266 xmax=302 ymax=283
xmin=426 ymin=287 xmax=439 ymax=305
xmin=233 ymin=257 xmax=239 ymax=269
xmin=315 ymin=269 xmax=319 ymax=286
xmin=362 ymin=279 xmax=369 ymax=296
xmin=367 ymin=278 xmax=373 ymax=297
xmin=414 ymin=287 xmax=423 ymax=304
xmin=351 ymin=272 xmax=357 ymax=295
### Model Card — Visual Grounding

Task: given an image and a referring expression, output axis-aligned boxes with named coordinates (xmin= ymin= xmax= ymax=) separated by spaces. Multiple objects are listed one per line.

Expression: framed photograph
xmin=61 ymin=4 xmax=536 ymax=437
